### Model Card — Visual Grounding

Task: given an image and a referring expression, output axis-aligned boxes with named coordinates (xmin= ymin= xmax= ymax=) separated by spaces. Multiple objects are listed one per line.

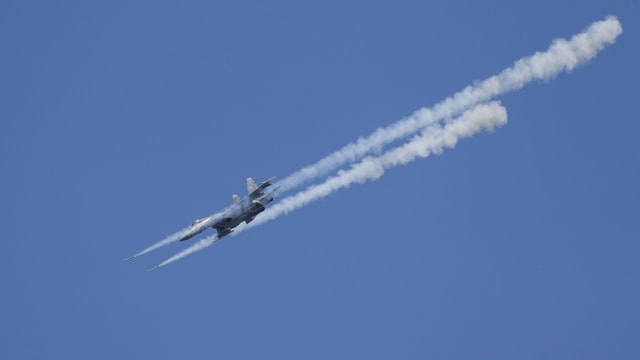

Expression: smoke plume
xmin=276 ymin=16 xmax=622 ymax=193
xmin=249 ymin=102 xmax=507 ymax=228
xmin=144 ymin=16 xmax=622 ymax=270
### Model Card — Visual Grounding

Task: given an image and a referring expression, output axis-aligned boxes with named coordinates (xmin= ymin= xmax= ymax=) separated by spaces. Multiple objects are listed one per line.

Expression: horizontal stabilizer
xmin=253 ymin=185 xmax=280 ymax=206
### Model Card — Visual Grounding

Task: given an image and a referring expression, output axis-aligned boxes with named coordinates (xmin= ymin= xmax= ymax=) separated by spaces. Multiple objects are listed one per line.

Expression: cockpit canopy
xmin=191 ymin=218 xmax=205 ymax=226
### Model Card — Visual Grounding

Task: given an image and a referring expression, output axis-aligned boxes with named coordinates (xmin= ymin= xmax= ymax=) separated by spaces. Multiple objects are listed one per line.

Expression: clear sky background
xmin=2 ymin=1 xmax=639 ymax=359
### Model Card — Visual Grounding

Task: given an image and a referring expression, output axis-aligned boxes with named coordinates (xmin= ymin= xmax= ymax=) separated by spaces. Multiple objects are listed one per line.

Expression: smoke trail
xmin=150 ymin=102 xmax=506 ymax=269
xmin=123 ymin=227 xmax=189 ymax=261
xmin=149 ymin=234 xmax=219 ymax=270
xmin=276 ymin=16 xmax=622 ymax=193
xmin=143 ymin=16 xmax=622 ymax=270
xmin=246 ymin=102 xmax=507 ymax=229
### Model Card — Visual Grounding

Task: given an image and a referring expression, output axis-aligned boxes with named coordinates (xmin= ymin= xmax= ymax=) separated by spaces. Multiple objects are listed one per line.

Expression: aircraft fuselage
xmin=179 ymin=182 xmax=278 ymax=241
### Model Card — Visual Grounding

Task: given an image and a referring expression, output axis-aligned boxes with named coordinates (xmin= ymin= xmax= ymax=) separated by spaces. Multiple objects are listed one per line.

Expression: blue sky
xmin=2 ymin=1 xmax=639 ymax=359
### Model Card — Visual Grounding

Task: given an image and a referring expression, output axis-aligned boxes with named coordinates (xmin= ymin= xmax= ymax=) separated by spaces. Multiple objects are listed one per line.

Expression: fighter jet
xmin=179 ymin=176 xmax=278 ymax=242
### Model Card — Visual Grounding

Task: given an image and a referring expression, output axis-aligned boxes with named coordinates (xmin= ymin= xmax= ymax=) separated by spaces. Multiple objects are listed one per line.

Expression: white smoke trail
xmin=150 ymin=234 xmax=220 ymax=270
xmin=124 ymin=227 xmax=189 ymax=261
xmin=247 ymin=102 xmax=507 ymax=229
xmin=144 ymin=16 xmax=622 ymax=270
xmin=276 ymin=16 xmax=622 ymax=193
xmin=150 ymin=102 xmax=506 ymax=269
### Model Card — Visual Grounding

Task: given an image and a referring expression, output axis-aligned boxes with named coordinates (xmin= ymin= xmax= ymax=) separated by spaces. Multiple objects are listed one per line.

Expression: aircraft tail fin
xmin=247 ymin=178 xmax=258 ymax=195
xmin=232 ymin=194 xmax=241 ymax=205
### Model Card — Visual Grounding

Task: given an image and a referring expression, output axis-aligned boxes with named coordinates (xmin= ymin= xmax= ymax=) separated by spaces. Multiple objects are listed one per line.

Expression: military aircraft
xmin=179 ymin=176 xmax=279 ymax=241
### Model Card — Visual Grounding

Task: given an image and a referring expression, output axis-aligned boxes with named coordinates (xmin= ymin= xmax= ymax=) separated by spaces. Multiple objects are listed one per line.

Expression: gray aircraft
xmin=179 ymin=176 xmax=279 ymax=242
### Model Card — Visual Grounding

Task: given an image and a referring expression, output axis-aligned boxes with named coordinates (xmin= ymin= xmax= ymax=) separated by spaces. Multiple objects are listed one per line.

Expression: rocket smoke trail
xmin=153 ymin=102 xmax=506 ymax=268
xmin=123 ymin=227 xmax=188 ymax=261
xmin=248 ymin=102 xmax=507 ymax=229
xmin=146 ymin=16 xmax=622 ymax=270
xmin=148 ymin=235 xmax=220 ymax=271
xmin=276 ymin=16 xmax=622 ymax=193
